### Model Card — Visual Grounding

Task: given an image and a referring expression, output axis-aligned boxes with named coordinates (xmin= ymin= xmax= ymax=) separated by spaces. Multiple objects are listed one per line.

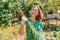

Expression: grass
xmin=44 ymin=31 xmax=60 ymax=40
xmin=57 ymin=31 xmax=60 ymax=40
xmin=0 ymin=22 xmax=20 ymax=40
xmin=0 ymin=22 xmax=60 ymax=40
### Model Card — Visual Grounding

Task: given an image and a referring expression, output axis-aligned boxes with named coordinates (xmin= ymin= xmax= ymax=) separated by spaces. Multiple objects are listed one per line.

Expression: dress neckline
xmin=29 ymin=17 xmax=37 ymax=22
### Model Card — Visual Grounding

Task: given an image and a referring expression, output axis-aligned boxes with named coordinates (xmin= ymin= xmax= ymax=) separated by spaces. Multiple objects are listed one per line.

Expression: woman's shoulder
xmin=37 ymin=20 xmax=43 ymax=25
xmin=27 ymin=17 xmax=31 ymax=21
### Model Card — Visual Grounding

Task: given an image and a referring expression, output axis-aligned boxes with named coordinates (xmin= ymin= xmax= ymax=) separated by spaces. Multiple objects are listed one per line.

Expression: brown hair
xmin=32 ymin=5 xmax=44 ymax=20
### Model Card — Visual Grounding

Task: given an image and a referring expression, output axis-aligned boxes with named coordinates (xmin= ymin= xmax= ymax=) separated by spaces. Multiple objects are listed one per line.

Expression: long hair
xmin=32 ymin=5 xmax=44 ymax=20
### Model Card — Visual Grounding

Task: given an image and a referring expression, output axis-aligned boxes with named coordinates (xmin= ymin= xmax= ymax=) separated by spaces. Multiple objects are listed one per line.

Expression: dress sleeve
xmin=40 ymin=20 xmax=43 ymax=27
xmin=38 ymin=20 xmax=43 ymax=29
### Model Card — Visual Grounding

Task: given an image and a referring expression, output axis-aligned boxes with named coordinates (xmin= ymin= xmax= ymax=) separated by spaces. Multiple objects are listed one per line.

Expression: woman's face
xmin=30 ymin=7 xmax=39 ymax=16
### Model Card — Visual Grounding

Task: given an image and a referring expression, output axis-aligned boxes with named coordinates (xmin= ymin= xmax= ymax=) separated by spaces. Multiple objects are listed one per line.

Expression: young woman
xmin=17 ymin=5 xmax=46 ymax=40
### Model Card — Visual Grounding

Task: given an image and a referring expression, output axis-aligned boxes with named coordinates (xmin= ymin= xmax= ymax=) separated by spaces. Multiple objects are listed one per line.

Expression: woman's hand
xmin=16 ymin=9 xmax=27 ymax=36
xmin=19 ymin=15 xmax=27 ymax=35
xmin=17 ymin=9 xmax=24 ymax=16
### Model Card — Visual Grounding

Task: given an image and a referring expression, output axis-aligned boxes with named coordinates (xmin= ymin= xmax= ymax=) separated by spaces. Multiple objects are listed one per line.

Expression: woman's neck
xmin=30 ymin=16 xmax=36 ymax=21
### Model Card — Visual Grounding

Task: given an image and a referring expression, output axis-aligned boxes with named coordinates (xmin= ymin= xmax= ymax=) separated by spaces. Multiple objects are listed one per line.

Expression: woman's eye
xmin=33 ymin=9 xmax=37 ymax=11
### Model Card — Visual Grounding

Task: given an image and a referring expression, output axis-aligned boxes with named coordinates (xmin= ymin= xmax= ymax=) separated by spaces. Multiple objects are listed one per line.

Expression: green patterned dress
xmin=25 ymin=18 xmax=46 ymax=40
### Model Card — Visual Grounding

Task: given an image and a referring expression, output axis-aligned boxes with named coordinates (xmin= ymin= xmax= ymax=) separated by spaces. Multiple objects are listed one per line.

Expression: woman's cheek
xmin=31 ymin=10 xmax=36 ymax=14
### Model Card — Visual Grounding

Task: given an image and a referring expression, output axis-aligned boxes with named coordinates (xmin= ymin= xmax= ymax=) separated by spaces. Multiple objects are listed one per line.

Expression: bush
xmin=51 ymin=25 xmax=57 ymax=31
xmin=43 ymin=22 xmax=49 ymax=31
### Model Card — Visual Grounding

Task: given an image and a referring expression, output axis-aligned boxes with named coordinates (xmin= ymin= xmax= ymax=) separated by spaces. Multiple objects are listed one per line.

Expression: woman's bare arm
xmin=19 ymin=20 xmax=25 ymax=36
xmin=17 ymin=9 xmax=26 ymax=36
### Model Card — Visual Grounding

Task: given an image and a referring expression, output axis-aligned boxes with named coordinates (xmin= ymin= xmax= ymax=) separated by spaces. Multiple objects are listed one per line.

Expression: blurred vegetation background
xmin=0 ymin=0 xmax=60 ymax=27
xmin=0 ymin=0 xmax=60 ymax=40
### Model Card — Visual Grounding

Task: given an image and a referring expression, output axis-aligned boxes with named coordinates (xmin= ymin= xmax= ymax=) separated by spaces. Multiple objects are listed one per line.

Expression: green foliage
xmin=43 ymin=22 xmax=49 ymax=30
xmin=53 ymin=31 xmax=57 ymax=37
xmin=42 ymin=0 xmax=60 ymax=14
xmin=51 ymin=25 xmax=57 ymax=31
xmin=0 ymin=0 xmax=60 ymax=27
xmin=19 ymin=0 xmax=43 ymax=17
xmin=0 ymin=0 xmax=43 ymax=27
xmin=0 ymin=0 xmax=20 ymax=27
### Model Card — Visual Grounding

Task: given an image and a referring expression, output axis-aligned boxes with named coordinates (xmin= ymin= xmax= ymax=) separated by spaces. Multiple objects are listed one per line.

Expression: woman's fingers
xmin=17 ymin=9 xmax=24 ymax=16
xmin=22 ymin=16 xmax=27 ymax=21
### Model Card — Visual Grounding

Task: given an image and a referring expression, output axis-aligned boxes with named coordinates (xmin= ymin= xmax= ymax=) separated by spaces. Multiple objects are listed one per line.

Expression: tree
xmin=0 ymin=0 xmax=20 ymax=27
xmin=0 ymin=0 xmax=43 ymax=27
xmin=42 ymin=0 xmax=60 ymax=14
xmin=19 ymin=0 xmax=43 ymax=17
